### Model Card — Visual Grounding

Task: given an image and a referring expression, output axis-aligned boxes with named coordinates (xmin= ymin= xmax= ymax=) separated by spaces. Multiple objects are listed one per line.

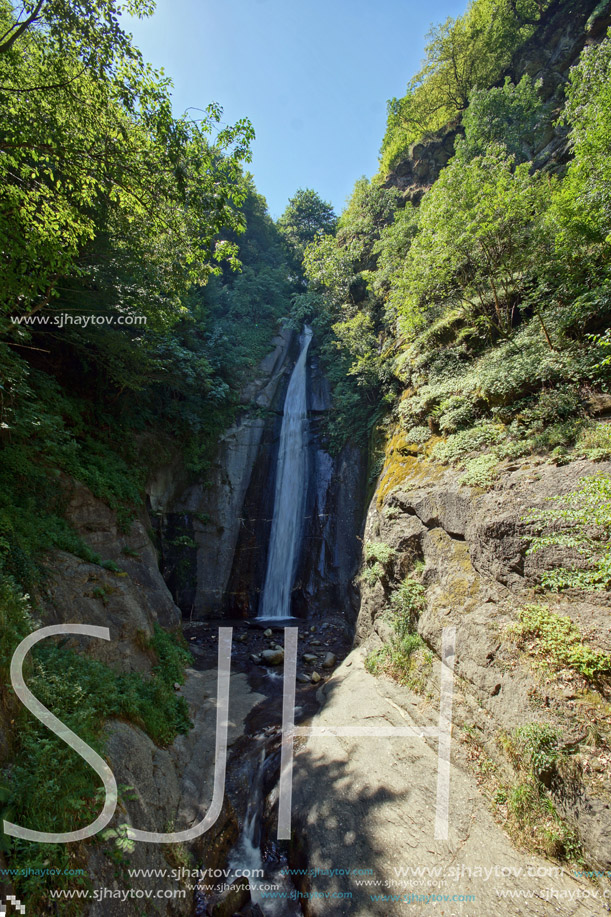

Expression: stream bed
xmin=185 ymin=613 xmax=352 ymax=917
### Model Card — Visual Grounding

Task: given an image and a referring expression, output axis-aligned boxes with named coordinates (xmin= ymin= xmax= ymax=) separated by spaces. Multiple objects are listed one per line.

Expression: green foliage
xmin=525 ymin=475 xmax=611 ymax=591
xmin=361 ymin=541 xmax=397 ymax=586
xmin=150 ymin=623 xmax=192 ymax=687
xmin=575 ymin=423 xmax=611 ymax=461
xmin=431 ymin=423 xmax=504 ymax=465
xmin=380 ymin=0 xmax=552 ymax=170
xmin=365 ymin=577 xmax=431 ymax=690
xmin=363 ymin=541 xmax=396 ymax=566
xmin=389 ymin=576 xmax=426 ymax=633
xmin=512 ymin=604 xmax=611 ymax=681
xmin=300 ymin=180 xmax=405 ymax=452
xmin=459 ymin=76 xmax=548 ymax=162
xmin=459 ymin=452 xmax=499 ymax=488
xmin=0 ymin=573 xmax=34 ymax=677
xmin=550 ymin=31 xmax=611 ymax=271
xmin=395 ymin=146 xmax=551 ymax=338
xmin=511 ymin=723 xmax=563 ymax=780
xmin=504 ymin=780 xmax=582 ymax=861
xmin=365 ymin=633 xmax=431 ymax=688
xmin=0 ymin=2 xmax=252 ymax=322
xmin=0 ymin=606 xmax=192 ymax=912
xmin=360 ymin=542 xmax=398 ymax=585
xmin=278 ymin=188 xmax=338 ymax=270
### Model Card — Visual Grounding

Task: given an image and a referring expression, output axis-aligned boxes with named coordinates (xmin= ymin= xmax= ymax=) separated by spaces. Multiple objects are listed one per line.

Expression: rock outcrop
xmin=41 ymin=478 xmax=180 ymax=670
xmin=353 ymin=438 xmax=611 ymax=872
xmin=384 ymin=0 xmax=611 ymax=197
xmin=291 ymin=648 xmax=609 ymax=916
xmin=87 ymin=669 xmax=264 ymax=916
xmin=34 ymin=478 xmax=265 ymax=915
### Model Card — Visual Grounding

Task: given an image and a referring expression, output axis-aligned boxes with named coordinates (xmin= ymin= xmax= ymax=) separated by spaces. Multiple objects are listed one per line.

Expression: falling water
xmin=226 ymin=744 xmax=302 ymax=916
xmin=258 ymin=326 xmax=313 ymax=620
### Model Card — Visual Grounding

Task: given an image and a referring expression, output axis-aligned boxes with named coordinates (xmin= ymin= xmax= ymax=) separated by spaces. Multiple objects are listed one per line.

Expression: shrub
xmin=512 ymin=604 xmax=611 ymax=681
xmin=363 ymin=541 xmax=397 ymax=567
xmin=525 ymin=474 xmax=611 ymax=591
xmin=431 ymin=423 xmax=503 ymax=465
xmin=511 ymin=723 xmax=563 ymax=780
xmin=365 ymin=633 xmax=432 ymax=692
xmin=365 ymin=576 xmax=431 ymax=691
xmin=575 ymin=423 xmax=611 ymax=461
xmin=389 ymin=577 xmax=426 ymax=633
xmin=504 ymin=781 xmax=581 ymax=860
xmin=460 ymin=453 xmax=499 ymax=487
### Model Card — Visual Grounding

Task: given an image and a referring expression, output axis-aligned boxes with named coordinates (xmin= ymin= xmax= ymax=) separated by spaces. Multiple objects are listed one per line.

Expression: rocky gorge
xmin=4 ymin=0 xmax=611 ymax=913
xmin=17 ymin=325 xmax=611 ymax=916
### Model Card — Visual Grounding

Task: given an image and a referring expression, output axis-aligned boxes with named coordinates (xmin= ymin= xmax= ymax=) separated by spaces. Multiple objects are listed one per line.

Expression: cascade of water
xmin=258 ymin=326 xmax=312 ymax=620
xmin=226 ymin=745 xmax=301 ymax=916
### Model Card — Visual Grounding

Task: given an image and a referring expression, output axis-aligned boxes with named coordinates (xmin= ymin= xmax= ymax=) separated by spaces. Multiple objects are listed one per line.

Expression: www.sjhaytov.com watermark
xmin=3 ymin=624 xmax=456 ymax=845
xmin=10 ymin=313 xmax=146 ymax=329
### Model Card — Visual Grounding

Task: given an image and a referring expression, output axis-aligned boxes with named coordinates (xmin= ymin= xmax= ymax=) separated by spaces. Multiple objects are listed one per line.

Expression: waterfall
xmin=258 ymin=326 xmax=313 ymax=620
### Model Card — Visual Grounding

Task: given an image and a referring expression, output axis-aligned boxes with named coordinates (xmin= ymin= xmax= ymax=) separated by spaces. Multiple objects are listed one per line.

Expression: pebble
xmin=261 ymin=648 xmax=284 ymax=666
xmin=296 ymin=673 xmax=310 ymax=684
xmin=250 ymin=654 xmax=262 ymax=665
xmin=322 ymin=652 xmax=337 ymax=668
xmin=311 ymin=671 xmax=321 ymax=684
xmin=302 ymin=653 xmax=318 ymax=664
xmin=264 ymin=628 xmax=273 ymax=637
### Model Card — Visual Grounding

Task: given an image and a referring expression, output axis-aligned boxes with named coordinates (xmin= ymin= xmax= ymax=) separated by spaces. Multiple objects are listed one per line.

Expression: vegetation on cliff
xmin=300 ymin=11 xmax=611 ymax=498
xmin=2 ymin=0 xmax=611 ymax=904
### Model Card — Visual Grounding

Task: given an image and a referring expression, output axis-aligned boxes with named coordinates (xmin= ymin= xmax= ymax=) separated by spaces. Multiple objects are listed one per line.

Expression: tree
xmin=548 ymin=32 xmax=611 ymax=269
xmin=380 ymin=0 xmax=553 ymax=171
xmin=0 ymin=0 xmax=254 ymax=327
xmin=0 ymin=0 xmax=152 ymax=71
xmin=277 ymin=188 xmax=337 ymax=268
xmin=459 ymin=75 xmax=547 ymax=163
xmin=395 ymin=146 xmax=551 ymax=339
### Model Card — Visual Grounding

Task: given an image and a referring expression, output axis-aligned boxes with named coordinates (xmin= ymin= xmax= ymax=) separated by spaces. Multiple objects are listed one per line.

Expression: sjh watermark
xmin=10 ymin=313 xmax=147 ymax=329
xmin=3 ymin=623 xmax=456 ymax=845
xmin=0 ymin=895 xmax=26 ymax=915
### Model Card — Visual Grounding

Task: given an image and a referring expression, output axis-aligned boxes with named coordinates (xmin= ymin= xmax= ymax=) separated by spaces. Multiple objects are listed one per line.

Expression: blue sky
xmin=125 ymin=0 xmax=467 ymax=218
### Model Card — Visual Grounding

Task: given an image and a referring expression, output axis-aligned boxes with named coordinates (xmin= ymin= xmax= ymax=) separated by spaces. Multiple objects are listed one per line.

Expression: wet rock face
xmin=149 ymin=327 xmax=296 ymax=620
xmin=357 ymin=446 xmax=611 ymax=869
xmin=148 ymin=330 xmax=366 ymax=621
xmin=224 ymin=342 xmax=367 ymax=620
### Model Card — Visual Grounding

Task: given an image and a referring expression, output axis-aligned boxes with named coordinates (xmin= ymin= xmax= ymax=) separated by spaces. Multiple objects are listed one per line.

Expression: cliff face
xmin=355 ymin=440 xmax=611 ymax=869
xmin=224 ymin=342 xmax=367 ymax=620
xmin=144 ymin=326 xmax=367 ymax=624
xmin=31 ymin=478 xmax=263 ymax=915
xmin=384 ymin=0 xmax=611 ymax=197
xmin=148 ymin=327 xmax=297 ymax=619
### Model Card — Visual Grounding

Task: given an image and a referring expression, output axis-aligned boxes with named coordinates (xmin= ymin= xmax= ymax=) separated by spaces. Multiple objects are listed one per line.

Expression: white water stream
xmin=258 ymin=326 xmax=312 ymax=620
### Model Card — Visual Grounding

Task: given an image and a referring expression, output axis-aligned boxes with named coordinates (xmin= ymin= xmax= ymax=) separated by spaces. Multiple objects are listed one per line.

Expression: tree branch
xmin=0 ymin=0 xmax=46 ymax=54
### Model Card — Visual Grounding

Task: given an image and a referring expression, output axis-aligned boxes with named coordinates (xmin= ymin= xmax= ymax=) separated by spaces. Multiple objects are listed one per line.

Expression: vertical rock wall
xmin=224 ymin=338 xmax=368 ymax=620
xmin=148 ymin=327 xmax=296 ymax=619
